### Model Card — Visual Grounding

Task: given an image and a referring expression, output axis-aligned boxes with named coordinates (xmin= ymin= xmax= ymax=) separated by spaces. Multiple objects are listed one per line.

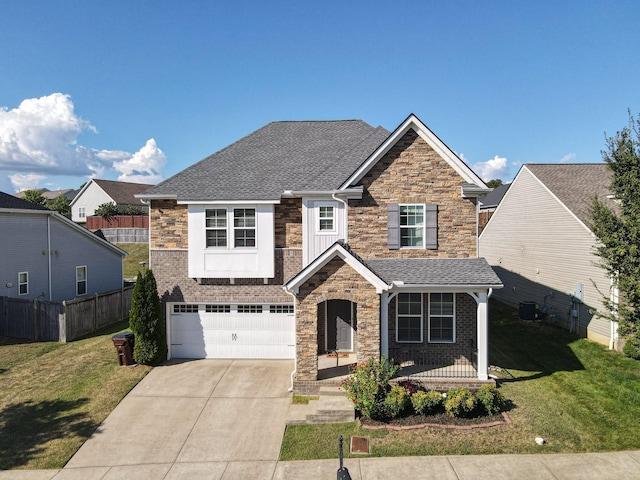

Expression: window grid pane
xmin=429 ymin=293 xmax=455 ymax=342
xmin=397 ymin=293 xmax=422 ymax=342
xmin=400 ymin=205 xmax=424 ymax=247
xmin=206 ymin=209 xmax=228 ymax=247
xmin=233 ymin=209 xmax=256 ymax=247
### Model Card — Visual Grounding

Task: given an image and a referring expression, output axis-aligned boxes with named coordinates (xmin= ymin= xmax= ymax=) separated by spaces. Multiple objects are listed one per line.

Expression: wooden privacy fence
xmin=0 ymin=285 xmax=134 ymax=342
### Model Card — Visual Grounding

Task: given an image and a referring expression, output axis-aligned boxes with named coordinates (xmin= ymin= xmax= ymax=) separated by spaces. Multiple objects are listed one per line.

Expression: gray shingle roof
xmin=525 ymin=163 xmax=614 ymax=225
xmin=479 ymin=183 xmax=510 ymax=209
xmin=0 ymin=191 xmax=51 ymax=211
xmin=141 ymin=120 xmax=390 ymax=201
xmin=93 ymin=179 xmax=155 ymax=205
xmin=365 ymin=258 xmax=503 ymax=287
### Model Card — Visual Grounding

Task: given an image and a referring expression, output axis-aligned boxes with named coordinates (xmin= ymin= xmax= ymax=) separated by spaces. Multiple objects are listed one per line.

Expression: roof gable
xmin=524 ymin=164 xmax=614 ymax=227
xmin=340 ymin=114 xmax=488 ymax=190
xmin=284 ymin=242 xmax=388 ymax=294
xmin=93 ymin=179 xmax=154 ymax=205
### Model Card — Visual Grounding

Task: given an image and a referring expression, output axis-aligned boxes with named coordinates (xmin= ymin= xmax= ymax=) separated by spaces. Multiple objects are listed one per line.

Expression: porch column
xmin=476 ymin=290 xmax=489 ymax=381
xmin=380 ymin=292 xmax=389 ymax=357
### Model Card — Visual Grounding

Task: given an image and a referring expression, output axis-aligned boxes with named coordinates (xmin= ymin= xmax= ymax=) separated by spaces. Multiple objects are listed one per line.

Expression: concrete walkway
xmin=1 ymin=359 xmax=639 ymax=479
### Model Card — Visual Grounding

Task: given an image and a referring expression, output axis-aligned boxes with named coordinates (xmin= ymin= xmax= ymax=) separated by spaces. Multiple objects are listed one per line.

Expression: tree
xmin=486 ymin=179 xmax=503 ymax=188
xmin=22 ymin=189 xmax=47 ymax=206
xmin=122 ymin=204 xmax=145 ymax=215
xmin=47 ymin=195 xmax=71 ymax=217
xmin=129 ymin=268 xmax=167 ymax=365
xmin=94 ymin=202 xmax=120 ymax=220
xmin=589 ymin=113 xmax=640 ymax=358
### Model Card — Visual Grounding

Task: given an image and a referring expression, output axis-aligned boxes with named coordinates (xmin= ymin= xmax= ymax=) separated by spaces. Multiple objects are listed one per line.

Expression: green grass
xmin=0 ymin=324 xmax=151 ymax=469
xmin=116 ymin=243 xmax=149 ymax=279
xmin=280 ymin=300 xmax=640 ymax=460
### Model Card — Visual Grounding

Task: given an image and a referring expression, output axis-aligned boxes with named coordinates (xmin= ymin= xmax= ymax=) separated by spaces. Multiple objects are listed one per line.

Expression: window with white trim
xmin=400 ymin=205 xmax=424 ymax=247
xmin=318 ymin=205 xmax=335 ymax=232
xmin=78 ymin=207 xmax=86 ymax=219
xmin=18 ymin=272 xmax=28 ymax=295
xmin=270 ymin=304 xmax=294 ymax=314
xmin=76 ymin=266 xmax=87 ymax=296
xmin=238 ymin=305 xmax=263 ymax=313
xmin=429 ymin=293 xmax=455 ymax=343
xmin=234 ymin=208 xmax=256 ymax=247
xmin=206 ymin=304 xmax=230 ymax=313
xmin=396 ymin=293 xmax=423 ymax=343
xmin=205 ymin=209 xmax=227 ymax=247
xmin=174 ymin=304 xmax=199 ymax=313
xmin=388 ymin=203 xmax=437 ymax=250
xmin=204 ymin=207 xmax=256 ymax=248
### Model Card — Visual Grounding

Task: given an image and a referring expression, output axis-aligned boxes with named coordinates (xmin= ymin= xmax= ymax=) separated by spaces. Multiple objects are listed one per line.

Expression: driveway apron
xmin=65 ymin=359 xmax=294 ymax=469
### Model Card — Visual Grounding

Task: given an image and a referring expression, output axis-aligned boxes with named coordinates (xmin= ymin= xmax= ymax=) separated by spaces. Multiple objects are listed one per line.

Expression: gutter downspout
xmin=284 ymin=287 xmax=297 ymax=392
xmin=332 ymin=193 xmax=349 ymax=243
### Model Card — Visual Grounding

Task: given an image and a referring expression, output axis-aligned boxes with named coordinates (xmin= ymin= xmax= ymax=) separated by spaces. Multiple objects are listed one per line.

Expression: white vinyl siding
xmin=479 ymin=167 xmax=613 ymax=342
xmin=303 ymin=199 xmax=345 ymax=266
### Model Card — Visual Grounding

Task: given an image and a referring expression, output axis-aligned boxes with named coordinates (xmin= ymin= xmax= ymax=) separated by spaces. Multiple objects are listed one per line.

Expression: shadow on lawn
xmin=0 ymin=398 xmax=96 ymax=469
xmin=489 ymin=300 xmax=585 ymax=383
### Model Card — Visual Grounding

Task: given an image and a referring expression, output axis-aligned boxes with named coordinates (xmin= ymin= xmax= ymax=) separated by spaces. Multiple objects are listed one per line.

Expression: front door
xmin=327 ymin=299 xmax=352 ymax=351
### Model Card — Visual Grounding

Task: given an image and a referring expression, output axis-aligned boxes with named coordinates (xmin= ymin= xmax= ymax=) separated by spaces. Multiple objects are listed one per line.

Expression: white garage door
xmin=169 ymin=303 xmax=295 ymax=359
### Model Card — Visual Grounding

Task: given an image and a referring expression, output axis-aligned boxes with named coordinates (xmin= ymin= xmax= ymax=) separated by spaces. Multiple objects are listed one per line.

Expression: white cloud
xmin=559 ymin=153 xmax=576 ymax=163
xmin=0 ymin=93 xmax=165 ymax=191
xmin=113 ymin=139 xmax=166 ymax=184
xmin=10 ymin=173 xmax=47 ymax=192
xmin=472 ymin=155 xmax=509 ymax=181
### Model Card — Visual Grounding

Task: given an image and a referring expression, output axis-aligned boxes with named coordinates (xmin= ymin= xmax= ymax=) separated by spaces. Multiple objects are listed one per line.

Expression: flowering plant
xmin=340 ymin=356 xmax=398 ymax=418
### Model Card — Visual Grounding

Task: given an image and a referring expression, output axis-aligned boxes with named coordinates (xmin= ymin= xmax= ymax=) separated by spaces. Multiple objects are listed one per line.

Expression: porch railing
xmin=389 ymin=349 xmax=478 ymax=379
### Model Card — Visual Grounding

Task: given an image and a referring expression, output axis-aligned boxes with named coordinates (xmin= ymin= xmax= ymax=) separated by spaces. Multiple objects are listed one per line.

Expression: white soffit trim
xmin=176 ymin=200 xmax=279 ymax=205
xmin=284 ymin=243 xmax=388 ymax=294
xmin=340 ymin=114 xmax=488 ymax=189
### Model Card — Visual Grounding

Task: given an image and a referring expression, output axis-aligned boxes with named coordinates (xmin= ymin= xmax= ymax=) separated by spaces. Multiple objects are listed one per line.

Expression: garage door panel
xmin=170 ymin=306 xmax=295 ymax=359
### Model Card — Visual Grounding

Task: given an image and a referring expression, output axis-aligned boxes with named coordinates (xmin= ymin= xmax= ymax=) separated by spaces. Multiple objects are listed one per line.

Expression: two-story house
xmin=138 ymin=114 xmax=502 ymax=393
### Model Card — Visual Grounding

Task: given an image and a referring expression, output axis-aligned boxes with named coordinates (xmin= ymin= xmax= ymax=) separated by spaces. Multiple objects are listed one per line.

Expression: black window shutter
xmin=425 ymin=204 xmax=438 ymax=249
xmin=387 ymin=203 xmax=399 ymax=250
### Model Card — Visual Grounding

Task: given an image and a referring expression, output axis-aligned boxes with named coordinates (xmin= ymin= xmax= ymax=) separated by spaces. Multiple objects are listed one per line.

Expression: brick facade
xmin=388 ymin=293 xmax=477 ymax=366
xmin=150 ymin=248 xmax=301 ymax=306
xmin=348 ymin=130 xmax=478 ymax=258
xmin=294 ymin=257 xmax=380 ymax=381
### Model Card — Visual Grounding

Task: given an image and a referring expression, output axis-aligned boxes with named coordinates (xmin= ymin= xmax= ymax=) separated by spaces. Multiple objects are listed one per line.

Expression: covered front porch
xmin=283 ymin=242 xmax=503 ymax=395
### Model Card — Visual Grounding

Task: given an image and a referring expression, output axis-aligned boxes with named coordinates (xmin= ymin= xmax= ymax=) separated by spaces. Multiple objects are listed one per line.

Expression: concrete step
xmin=319 ymin=385 xmax=346 ymax=396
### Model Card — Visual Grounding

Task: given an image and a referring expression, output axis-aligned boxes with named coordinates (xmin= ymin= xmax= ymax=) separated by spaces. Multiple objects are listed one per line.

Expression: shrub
xmin=340 ymin=356 xmax=398 ymax=418
xmin=444 ymin=387 xmax=477 ymax=418
xmin=623 ymin=335 xmax=640 ymax=360
xmin=383 ymin=385 xmax=410 ymax=418
xmin=397 ymin=379 xmax=421 ymax=395
xmin=476 ymin=385 xmax=506 ymax=415
xmin=411 ymin=390 xmax=444 ymax=415
xmin=129 ymin=269 xmax=167 ymax=365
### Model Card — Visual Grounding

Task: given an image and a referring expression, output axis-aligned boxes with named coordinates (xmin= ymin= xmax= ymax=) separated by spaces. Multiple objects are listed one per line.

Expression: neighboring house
xmin=138 ymin=114 xmax=502 ymax=392
xmin=15 ymin=187 xmax=79 ymax=202
xmin=478 ymin=183 xmax=510 ymax=233
xmin=479 ymin=163 xmax=618 ymax=348
xmin=70 ymin=179 xmax=154 ymax=223
xmin=1 ymin=191 xmax=127 ymax=302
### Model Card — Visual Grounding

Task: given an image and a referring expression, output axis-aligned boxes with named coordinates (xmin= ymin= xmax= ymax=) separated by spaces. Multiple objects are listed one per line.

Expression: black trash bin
xmin=112 ymin=332 xmax=135 ymax=366
xmin=519 ymin=301 xmax=538 ymax=321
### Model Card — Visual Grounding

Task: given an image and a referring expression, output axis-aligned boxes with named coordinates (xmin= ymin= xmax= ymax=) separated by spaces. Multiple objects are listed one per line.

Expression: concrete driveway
xmin=64 ymin=359 xmax=294 ymax=478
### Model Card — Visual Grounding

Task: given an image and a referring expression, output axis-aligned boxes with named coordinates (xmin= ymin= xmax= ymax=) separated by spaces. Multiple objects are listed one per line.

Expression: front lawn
xmin=280 ymin=301 xmax=640 ymax=460
xmin=0 ymin=324 xmax=151 ymax=469
xmin=116 ymin=242 xmax=149 ymax=280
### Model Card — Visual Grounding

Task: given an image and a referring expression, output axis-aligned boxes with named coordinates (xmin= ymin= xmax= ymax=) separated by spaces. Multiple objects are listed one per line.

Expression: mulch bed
xmin=359 ymin=411 xmax=511 ymax=431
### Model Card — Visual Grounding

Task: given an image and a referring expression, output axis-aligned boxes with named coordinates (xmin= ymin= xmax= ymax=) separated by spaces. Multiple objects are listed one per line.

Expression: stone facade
xmin=275 ymin=198 xmax=302 ymax=248
xmin=294 ymin=257 xmax=380 ymax=381
xmin=348 ymin=130 xmax=478 ymax=258
xmin=150 ymin=200 xmax=188 ymax=249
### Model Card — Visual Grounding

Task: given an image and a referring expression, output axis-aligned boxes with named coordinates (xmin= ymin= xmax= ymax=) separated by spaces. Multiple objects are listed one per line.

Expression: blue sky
xmin=1 ymin=1 xmax=639 ymax=193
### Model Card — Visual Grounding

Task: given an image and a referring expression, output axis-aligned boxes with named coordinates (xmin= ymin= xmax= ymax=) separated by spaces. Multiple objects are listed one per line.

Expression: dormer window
xmin=318 ymin=205 xmax=335 ymax=232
